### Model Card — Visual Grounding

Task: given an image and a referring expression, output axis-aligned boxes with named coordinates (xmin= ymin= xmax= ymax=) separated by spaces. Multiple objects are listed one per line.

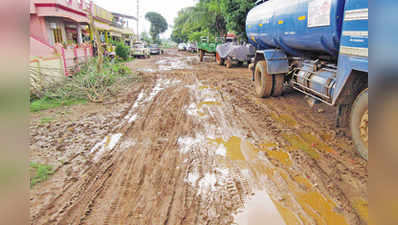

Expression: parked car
xmin=187 ymin=43 xmax=198 ymax=53
xmin=131 ymin=42 xmax=150 ymax=58
xmin=178 ymin=43 xmax=187 ymax=51
xmin=149 ymin=44 xmax=162 ymax=55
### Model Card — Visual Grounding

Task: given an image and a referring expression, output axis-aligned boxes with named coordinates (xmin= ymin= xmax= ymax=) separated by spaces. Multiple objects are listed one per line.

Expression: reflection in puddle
xmin=208 ymin=135 xmax=349 ymax=225
xmin=156 ymin=57 xmax=192 ymax=71
xmin=209 ymin=136 xmax=245 ymax=161
xmin=136 ymin=68 xmax=157 ymax=73
xmin=90 ymin=133 xmax=123 ymax=161
xmin=353 ymin=199 xmax=369 ymax=223
xmin=266 ymin=150 xmax=292 ymax=166
xmin=234 ymin=190 xmax=286 ymax=225
xmin=198 ymin=101 xmax=221 ymax=108
xmin=296 ymin=191 xmax=348 ymax=225
xmin=283 ymin=133 xmax=320 ymax=159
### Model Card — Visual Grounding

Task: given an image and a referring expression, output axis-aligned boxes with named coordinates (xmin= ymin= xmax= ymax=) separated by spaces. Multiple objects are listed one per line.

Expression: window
xmin=53 ymin=28 xmax=63 ymax=44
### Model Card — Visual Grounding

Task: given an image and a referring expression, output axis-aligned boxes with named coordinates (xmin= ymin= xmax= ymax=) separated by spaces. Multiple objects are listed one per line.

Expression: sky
xmin=94 ymin=0 xmax=197 ymax=39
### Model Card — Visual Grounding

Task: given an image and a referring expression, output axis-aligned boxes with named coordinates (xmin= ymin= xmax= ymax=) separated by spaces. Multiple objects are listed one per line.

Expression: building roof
xmin=111 ymin=12 xmax=137 ymax=21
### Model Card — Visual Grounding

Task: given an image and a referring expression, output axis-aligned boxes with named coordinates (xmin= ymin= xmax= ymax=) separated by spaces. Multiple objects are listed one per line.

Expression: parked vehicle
xmin=216 ymin=42 xmax=255 ymax=68
xmin=187 ymin=43 xmax=198 ymax=53
xmin=178 ymin=43 xmax=187 ymax=51
xmin=197 ymin=37 xmax=224 ymax=62
xmin=246 ymin=0 xmax=368 ymax=159
xmin=149 ymin=44 xmax=162 ymax=55
xmin=131 ymin=42 xmax=150 ymax=58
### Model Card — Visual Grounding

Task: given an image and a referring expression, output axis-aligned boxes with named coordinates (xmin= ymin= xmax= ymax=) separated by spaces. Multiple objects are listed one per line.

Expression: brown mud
xmin=30 ymin=49 xmax=368 ymax=225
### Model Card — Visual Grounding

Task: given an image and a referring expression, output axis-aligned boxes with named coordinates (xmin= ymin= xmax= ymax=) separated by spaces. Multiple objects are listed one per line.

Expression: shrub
xmin=115 ymin=42 xmax=130 ymax=61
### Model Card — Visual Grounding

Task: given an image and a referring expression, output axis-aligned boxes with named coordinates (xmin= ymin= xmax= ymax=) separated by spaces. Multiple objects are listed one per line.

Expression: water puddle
xmin=209 ymin=136 xmax=245 ymax=161
xmin=282 ymin=131 xmax=339 ymax=159
xmin=270 ymin=112 xmax=297 ymax=127
xmin=266 ymin=150 xmax=292 ymax=167
xmin=156 ymin=57 xmax=192 ymax=71
xmin=136 ymin=68 xmax=157 ymax=73
xmin=282 ymin=133 xmax=320 ymax=159
xmin=90 ymin=133 xmax=123 ymax=161
xmin=234 ymin=190 xmax=286 ymax=225
xmin=295 ymin=191 xmax=348 ymax=225
xmin=198 ymin=101 xmax=221 ymax=108
xmin=353 ymin=199 xmax=369 ymax=224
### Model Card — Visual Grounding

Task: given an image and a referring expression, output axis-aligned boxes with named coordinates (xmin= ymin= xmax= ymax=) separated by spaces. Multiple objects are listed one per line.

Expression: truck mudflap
xmin=261 ymin=49 xmax=289 ymax=75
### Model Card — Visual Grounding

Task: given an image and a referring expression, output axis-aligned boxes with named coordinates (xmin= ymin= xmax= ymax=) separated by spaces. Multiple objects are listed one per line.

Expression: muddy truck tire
xmin=216 ymin=52 xmax=224 ymax=65
xmin=254 ymin=61 xmax=273 ymax=98
xmin=272 ymin=74 xmax=284 ymax=97
xmin=351 ymin=88 xmax=368 ymax=160
xmin=226 ymin=57 xmax=233 ymax=68
xmin=200 ymin=50 xmax=204 ymax=62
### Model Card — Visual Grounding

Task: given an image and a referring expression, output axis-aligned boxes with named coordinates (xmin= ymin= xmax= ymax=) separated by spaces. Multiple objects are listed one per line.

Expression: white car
xmin=178 ymin=43 xmax=187 ymax=51
xmin=132 ymin=42 xmax=150 ymax=58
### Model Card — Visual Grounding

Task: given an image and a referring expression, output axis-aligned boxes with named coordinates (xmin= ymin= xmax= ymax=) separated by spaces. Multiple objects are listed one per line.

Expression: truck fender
xmin=252 ymin=49 xmax=289 ymax=81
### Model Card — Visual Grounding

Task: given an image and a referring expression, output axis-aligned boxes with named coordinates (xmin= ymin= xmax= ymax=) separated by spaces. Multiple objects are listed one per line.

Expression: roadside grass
xmin=30 ymin=97 xmax=87 ymax=112
xmin=30 ymin=162 xmax=54 ymax=188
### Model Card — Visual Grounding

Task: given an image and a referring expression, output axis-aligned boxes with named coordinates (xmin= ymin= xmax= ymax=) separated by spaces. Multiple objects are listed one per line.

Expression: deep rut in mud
xmin=30 ymin=50 xmax=368 ymax=225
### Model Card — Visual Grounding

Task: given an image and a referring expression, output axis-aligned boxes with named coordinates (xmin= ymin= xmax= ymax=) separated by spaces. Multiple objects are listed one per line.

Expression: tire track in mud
xmin=212 ymin=75 xmax=368 ymax=224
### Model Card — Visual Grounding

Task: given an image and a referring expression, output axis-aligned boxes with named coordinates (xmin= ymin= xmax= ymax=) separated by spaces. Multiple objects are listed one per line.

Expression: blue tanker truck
xmin=246 ymin=0 xmax=368 ymax=159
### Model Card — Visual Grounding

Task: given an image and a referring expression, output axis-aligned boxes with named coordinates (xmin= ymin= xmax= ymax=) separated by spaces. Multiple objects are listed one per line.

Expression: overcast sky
xmin=94 ymin=0 xmax=197 ymax=38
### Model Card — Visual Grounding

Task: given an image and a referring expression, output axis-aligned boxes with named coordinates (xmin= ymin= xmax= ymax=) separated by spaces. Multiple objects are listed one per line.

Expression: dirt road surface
xmin=30 ymin=49 xmax=368 ymax=225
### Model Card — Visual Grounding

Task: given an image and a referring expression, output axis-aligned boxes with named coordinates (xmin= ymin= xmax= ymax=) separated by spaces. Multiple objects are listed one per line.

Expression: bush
xmin=115 ymin=42 xmax=130 ymax=61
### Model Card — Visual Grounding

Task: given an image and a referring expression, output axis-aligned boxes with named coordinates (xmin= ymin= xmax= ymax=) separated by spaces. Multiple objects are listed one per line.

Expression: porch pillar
xmin=77 ymin=23 xmax=83 ymax=45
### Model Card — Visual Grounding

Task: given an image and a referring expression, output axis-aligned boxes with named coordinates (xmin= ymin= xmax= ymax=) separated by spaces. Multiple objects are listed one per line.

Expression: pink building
xmin=30 ymin=0 xmax=91 ymax=52
xmin=30 ymin=0 xmax=94 ymax=78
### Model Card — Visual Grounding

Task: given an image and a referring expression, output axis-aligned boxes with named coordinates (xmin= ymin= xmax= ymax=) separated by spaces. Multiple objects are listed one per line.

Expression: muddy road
xmin=30 ymin=49 xmax=368 ymax=225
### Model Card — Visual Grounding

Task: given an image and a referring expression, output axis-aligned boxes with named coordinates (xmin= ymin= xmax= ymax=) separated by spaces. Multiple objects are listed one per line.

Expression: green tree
xmin=220 ymin=0 xmax=256 ymax=39
xmin=171 ymin=0 xmax=256 ymax=43
xmin=171 ymin=1 xmax=227 ymax=43
xmin=145 ymin=12 xmax=168 ymax=42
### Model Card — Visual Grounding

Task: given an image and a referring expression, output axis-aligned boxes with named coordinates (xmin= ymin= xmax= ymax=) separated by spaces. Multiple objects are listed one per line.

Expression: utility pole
xmin=136 ymin=0 xmax=139 ymax=41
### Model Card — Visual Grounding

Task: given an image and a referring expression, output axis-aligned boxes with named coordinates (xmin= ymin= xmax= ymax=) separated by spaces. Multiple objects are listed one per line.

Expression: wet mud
xmin=30 ymin=49 xmax=368 ymax=225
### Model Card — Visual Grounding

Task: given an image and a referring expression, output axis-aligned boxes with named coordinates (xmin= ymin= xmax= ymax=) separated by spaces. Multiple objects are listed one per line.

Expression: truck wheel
xmin=216 ymin=52 xmax=224 ymax=65
xmin=350 ymin=88 xmax=368 ymax=160
xmin=226 ymin=57 xmax=233 ymax=68
xmin=272 ymin=74 xmax=284 ymax=97
xmin=254 ymin=61 xmax=273 ymax=98
xmin=200 ymin=50 xmax=204 ymax=62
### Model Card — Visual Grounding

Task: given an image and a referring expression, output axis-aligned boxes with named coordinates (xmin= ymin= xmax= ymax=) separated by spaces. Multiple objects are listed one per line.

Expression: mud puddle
xmin=234 ymin=190 xmax=286 ymax=225
xmin=155 ymin=56 xmax=198 ymax=71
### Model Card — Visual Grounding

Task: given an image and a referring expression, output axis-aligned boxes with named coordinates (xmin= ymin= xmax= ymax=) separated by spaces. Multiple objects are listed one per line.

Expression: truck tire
xmin=272 ymin=74 xmax=284 ymax=97
xmin=254 ymin=61 xmax=273 ymax=98
xmin=200 ymin=50 xmax=204 ymax=62
xmin=350 ymin=88 xmax=368 ymax=160
xmin=226 ymin=57 xmax=233 ymax=68
xmin=216 ymin=52 xmax=224 ymax=65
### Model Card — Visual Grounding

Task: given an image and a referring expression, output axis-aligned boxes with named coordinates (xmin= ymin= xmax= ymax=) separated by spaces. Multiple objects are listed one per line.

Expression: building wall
xmin=30 ymin=36 xmax=55 ymax=58
xmin=30 ymin=14 xmax=48 ymax=43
